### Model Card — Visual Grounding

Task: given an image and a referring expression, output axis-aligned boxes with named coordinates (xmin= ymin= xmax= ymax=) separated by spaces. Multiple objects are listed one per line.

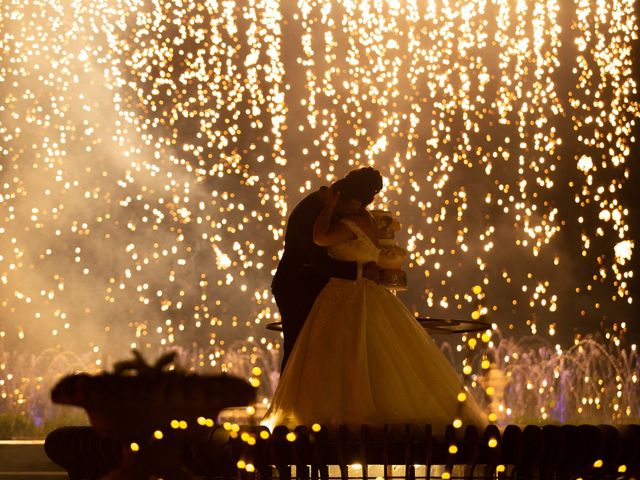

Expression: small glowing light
xmin=448 ymin=445 xmax=458 ymax=454
xmin=312 ymin=423 xmax=322 ymax=432
xmin=593 ymin=459 xmax=603 ymax=468
xmin=286 ymin=432 xmax=296 ymax=442
xmin=457 ymin=392 xmax=467 ymax=402
xmin=153 ymin=430 xmax=163 ymax=440
xmin=577 ymin=155 xmax=594 ymax=172
xmin=488 ymin=438 xmax=498 ymax=448
xmin=130 ymin=442 xmax=140 ymax=452
xmin=453 ymin=419 xmax=463 ymax=429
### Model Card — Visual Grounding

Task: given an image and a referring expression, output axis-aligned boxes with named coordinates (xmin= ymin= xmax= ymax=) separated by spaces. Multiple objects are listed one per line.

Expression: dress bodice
xmin=328 ymin=218 xmax=380 ymax=264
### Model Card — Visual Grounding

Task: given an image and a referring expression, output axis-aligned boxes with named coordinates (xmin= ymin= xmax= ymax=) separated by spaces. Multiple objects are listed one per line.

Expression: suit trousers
xmin=273 ymin=281 xmax=324 ymax=371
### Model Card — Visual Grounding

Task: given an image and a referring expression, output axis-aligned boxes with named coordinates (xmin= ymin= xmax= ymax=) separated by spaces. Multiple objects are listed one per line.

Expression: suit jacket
xmin=272 ymin=188 xmax=358 ymax=310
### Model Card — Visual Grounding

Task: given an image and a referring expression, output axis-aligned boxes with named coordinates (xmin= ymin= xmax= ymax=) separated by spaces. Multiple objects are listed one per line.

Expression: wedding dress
xmin=263 ymin=218 xmax=487 ymax=433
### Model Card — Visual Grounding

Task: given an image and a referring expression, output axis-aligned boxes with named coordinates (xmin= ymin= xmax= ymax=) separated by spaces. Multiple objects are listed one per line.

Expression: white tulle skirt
xmin=263 ymin=278 xmax=488 ymax=434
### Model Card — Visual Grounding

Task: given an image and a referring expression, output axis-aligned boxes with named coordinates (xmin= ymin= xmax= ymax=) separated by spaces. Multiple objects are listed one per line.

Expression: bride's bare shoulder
xmin=343 ymin=210 xmax=370 ymax=224
xmin=344 ymin=211 xmax=378 ymax=244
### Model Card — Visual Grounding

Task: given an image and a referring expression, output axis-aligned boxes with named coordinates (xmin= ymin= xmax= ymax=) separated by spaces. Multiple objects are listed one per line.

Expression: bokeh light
xmin=0 ymin=0 xmax=638 ymax=432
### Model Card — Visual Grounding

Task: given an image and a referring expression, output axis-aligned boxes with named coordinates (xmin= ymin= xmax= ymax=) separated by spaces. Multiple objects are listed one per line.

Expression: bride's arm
xmin=342 ymin=210 xmax=379 ymax=246
xmin=312 ymin=190 xmax=356 ymax=247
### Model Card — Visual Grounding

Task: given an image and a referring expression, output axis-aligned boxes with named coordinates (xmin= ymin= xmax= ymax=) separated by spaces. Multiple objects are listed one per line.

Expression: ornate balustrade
xmin=45 ymin=422 xmax=640 ymax=479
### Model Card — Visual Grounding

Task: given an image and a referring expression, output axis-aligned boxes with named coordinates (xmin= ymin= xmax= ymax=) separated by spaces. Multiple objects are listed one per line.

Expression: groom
xmin=272 ymin=168 xmax=381 ymax=369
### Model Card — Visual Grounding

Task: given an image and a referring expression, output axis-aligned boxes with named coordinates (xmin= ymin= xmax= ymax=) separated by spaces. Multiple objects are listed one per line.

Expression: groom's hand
xmin=362 ymin=262 xmax=380 ymax=283
xmin=320 ymin=186 xmax=340 ymax=209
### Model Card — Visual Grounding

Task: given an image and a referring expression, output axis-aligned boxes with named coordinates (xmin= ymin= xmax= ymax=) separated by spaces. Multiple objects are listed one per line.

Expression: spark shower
xmin=0 ymin=0 xmax=638 ymax=428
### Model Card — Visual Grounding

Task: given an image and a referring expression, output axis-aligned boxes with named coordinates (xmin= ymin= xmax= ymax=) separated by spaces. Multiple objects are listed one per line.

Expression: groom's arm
xmin=287 ymin=192 xmax=358 ymax=281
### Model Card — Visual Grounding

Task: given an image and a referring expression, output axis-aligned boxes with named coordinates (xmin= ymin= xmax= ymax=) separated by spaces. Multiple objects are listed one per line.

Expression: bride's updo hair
xmin=333 ymin=167 xmax=383 ymax=206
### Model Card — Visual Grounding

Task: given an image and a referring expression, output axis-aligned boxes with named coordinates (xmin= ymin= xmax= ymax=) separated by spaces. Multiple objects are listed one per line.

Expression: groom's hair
xmin=332 ymin=167 xmax=383 ymax=206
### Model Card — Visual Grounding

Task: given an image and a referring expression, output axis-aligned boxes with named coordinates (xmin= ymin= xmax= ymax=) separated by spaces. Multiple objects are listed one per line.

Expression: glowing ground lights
xmin=0 ymin=0 xmax=638 ymax=429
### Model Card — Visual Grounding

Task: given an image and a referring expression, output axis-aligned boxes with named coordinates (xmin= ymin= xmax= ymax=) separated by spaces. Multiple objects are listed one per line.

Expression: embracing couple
xmin=263 ymin=168 xmax=487 ymax=433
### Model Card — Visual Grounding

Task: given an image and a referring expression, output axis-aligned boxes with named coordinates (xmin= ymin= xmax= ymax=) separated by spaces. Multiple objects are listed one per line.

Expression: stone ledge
xmin=0 ymin=441 xmax=66 ymax=479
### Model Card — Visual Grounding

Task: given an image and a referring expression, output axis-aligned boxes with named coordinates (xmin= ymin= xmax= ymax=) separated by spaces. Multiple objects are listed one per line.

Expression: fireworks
xmin=0 ymin=0 xmax=638 ymax=428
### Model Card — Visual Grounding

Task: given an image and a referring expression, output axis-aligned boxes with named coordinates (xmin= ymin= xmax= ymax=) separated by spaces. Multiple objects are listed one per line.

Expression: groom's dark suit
xmin=272 ymin=188 xmax=358 ymax=369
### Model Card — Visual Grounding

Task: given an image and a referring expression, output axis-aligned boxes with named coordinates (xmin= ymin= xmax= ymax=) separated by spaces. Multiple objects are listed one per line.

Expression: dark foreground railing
xmin=45 ymin=423 xmax=640 ymax=479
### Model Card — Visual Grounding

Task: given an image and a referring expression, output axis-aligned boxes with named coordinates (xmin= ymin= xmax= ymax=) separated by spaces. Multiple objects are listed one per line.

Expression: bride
xmin=263 ymin=171 xmax=487 ymax=433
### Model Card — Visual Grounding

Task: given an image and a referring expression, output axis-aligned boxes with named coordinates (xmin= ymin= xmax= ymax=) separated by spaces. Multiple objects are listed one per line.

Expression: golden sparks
xmin=0 ymin=0 xmax=638 ymax=429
